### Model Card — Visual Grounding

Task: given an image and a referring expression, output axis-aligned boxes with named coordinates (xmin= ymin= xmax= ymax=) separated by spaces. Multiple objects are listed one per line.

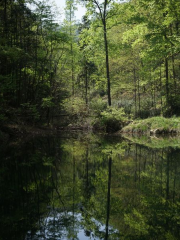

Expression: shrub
xmin=89 ymin=97 xmax=107 ymax=116
xmin=62 ymin=97 xmax=88 ymax=125
xmin=100 ymin=107 xmax=127 ymax=132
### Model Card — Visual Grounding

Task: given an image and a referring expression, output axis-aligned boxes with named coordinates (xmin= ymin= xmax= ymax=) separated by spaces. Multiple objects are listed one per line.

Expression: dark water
xmin=0 ymin=132 xmax=180 ymax=240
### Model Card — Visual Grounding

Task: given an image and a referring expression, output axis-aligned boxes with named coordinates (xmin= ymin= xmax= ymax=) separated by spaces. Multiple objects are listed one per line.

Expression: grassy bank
xmin=121 ymin=116 xmax=180 ymax=135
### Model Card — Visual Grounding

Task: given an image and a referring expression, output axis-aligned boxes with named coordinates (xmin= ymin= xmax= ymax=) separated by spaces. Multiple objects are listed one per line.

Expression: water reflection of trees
xmin=0 ymin=137 xmax=62 ymax=240
xmin=116 ymin=145 xmax=180 ymax=239
xmin=1 ymin=135 xmax=180 ymax=239
xmin=49 ymin=136 xmax=180 ymax=239
xmin=56 ymin=136 xmax=179 ymax=239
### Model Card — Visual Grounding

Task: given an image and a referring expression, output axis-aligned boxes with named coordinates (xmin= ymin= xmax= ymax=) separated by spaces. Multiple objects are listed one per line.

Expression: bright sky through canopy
xmin=53 ymin=0 xmax=86 ymax=21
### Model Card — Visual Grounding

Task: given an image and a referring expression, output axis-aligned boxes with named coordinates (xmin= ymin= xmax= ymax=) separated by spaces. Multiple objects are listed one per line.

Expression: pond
xmin=0 ymin=132 xmax=180 ymax=240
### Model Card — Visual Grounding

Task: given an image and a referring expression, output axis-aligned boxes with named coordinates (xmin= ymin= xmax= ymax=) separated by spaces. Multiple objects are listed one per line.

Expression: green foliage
xmin=41 ymin=97 xmax=55 ymax=108
xmin=101 ymin=106 xmax=127 ymax=122
xmin=100 ymin=106 xmax=127 ymax=132
xmin=0 ymin=0 xmax=70 ymax=126
xmin=62 ymin=97 xmax=88 ymax=126
xmin=91 ymin=105 xmax=128 ymax=132
xmin=63 ymin=97 xmax=87 ymax=116
xmin=1 ymin=0 xmax=180 ymax=128
xmin=89 ymin=97 xmax=107 ymax=116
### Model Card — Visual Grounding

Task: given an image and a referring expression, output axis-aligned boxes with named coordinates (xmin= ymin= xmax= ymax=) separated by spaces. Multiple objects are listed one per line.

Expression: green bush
xmin=62 ymin=97 xmax=88 ymax=125
xmin=100 ymin=107 xmax=127 ymax=132
xmin=89 ymin=97 xmax=107 ymax=116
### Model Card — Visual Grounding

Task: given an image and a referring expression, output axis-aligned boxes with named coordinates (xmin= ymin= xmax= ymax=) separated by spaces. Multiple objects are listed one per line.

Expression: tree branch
xmin=93 ymin=0 xmax=104 ymax=23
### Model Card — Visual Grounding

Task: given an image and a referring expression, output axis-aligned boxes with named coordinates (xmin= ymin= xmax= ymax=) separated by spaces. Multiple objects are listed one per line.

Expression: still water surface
xmin=0 ymin=132 xmax=180 ymax=240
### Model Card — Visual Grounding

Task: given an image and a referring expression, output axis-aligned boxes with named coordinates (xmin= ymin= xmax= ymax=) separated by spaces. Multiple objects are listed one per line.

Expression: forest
xmin=1 ymin=0 xmax=180 ymax=133
xmin=1 ymin=1 xmax=180 ymax=239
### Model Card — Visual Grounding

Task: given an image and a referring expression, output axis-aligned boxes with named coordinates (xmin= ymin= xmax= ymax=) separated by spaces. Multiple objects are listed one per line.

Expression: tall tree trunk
xmin=103 ymin=22 xmax=111 ymax=106
xmin=133 ymin=67 xmax=137 ymax=118
xmin=91 ymin=0 xmax=112 ymax=106
xmin=170 ymin=25 xmax=176 ymax=95
xmin=85 ymin=63 xmax=88 ymax=105
xmin=159 ymin=67 xmax=163 ymax=115
xmin=69 ymin=2 xmax=75 ymax=96
xmin=165 ymin=57 xmax=169 ymax=107
xmin=137 ymin=77 xmax=141 ymax=116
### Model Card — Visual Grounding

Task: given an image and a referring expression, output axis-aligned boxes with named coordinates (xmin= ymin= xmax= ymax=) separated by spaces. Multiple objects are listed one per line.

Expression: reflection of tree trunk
xmin=161 ymin=150 xmax=164 ymax=195
xmin=135 ymin=145 xmax=138 ymax=183
xmin=166 ymin=151 xmax=170 ymax=230
xmin=51 ymin=166 xmax=65 ymax=207
xmin=173 ymin=172 xmax=176 ymax=203
xmin=32 ymin=168 xmax=40 ymax=222
xmin=73 ymin=151 xmax=75 ymax=239
xmin=86 ymin=147 xmax=89 ymax=190
xmin=105 ymin=156 xmax=112 ymax=240
xmin=173 ymin=154 xmax=177 ymax=203
xmin=166 ymin=152 xmax=170 ymax=200
xmin=139 ymin=146 xmax=141 ymax=187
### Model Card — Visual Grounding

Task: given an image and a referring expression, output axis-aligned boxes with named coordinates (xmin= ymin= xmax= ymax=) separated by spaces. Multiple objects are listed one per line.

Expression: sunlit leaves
xmin=122 ymin=23 xmax=148 ymax=47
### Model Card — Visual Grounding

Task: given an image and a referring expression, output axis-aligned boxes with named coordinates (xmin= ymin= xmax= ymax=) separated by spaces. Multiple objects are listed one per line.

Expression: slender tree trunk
xmin=153 ymin=77 xmax=156 ymax=112
xmin=133 ymin=67 xmax=137 ymax=118
xmin=85 ymin=63 xmax=88 ymax=105
xmin=170 ymin=25 xmax=176 ymax=95
xmin=165 ymin=57 xmax=169 ymax=106
xmin=69 ymin=3 xmax=75 ymax=96
xmin=159 ymin=67 xmax=163 ymax=115
xmin=137 ymin=77 xmax=141 ymax=116
xmin=71 ymin=43 xmax=75 ymax=96
xmin=92 ymin=0 xmax=111 ymax=106
xmin=103 ymin=22 xmax=111 ymax=106
xmin=164 ymin=31 xmax=170 ymax=108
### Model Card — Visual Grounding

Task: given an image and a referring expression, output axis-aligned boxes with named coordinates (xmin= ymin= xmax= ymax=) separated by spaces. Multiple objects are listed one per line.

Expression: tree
xmin=65 ymin=0 xmax=77 ymax=96
xmin=0 ymin=0 xmax=70 ymax=124
xmin=81 ymin=0 xmax=115 ymax=106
